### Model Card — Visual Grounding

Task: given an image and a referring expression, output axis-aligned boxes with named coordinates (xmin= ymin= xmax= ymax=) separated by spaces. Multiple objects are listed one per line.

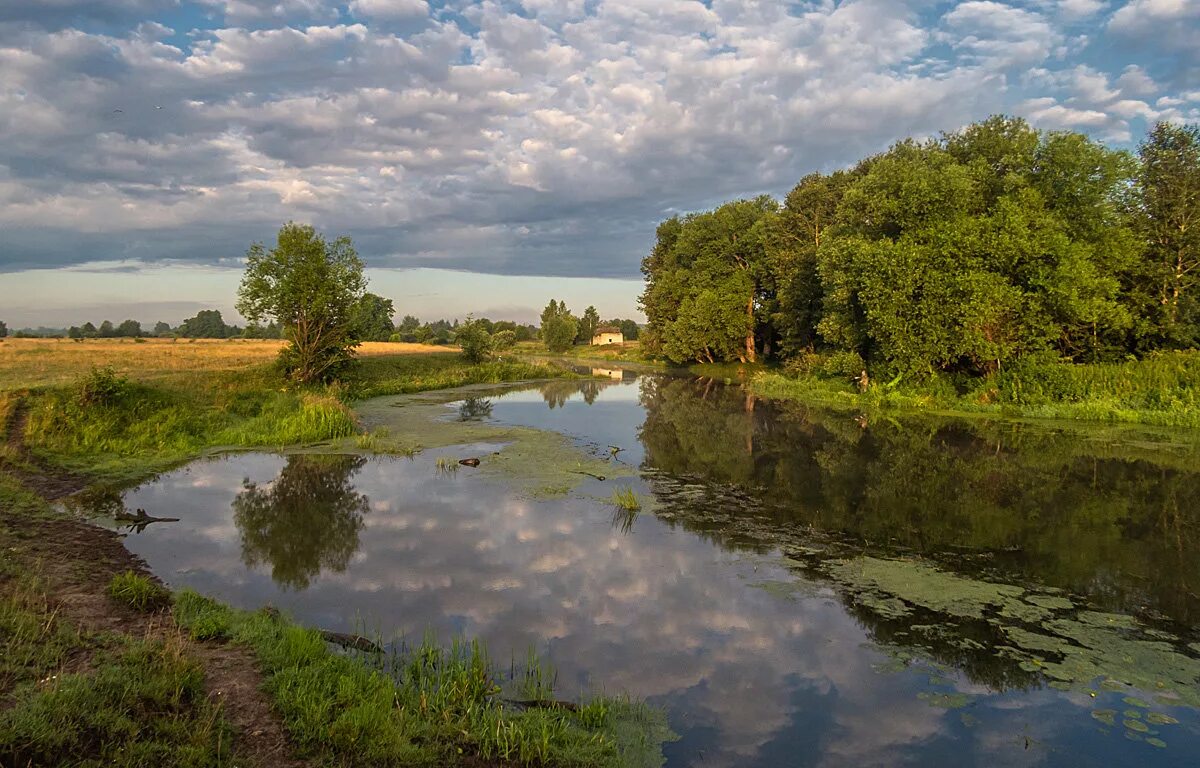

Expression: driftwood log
xmin=319 ymin=629 xmax=384 ymax=654
xmin=459 ymin=458 xmax=481 ymax=467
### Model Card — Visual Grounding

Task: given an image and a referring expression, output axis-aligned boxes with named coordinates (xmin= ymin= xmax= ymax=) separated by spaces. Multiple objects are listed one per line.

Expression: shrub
xmin=456 ymin=318 xmax=494 ymax=363
xmin=821 ymin=350 xmax=867 ymax=381
xmin=75 ymin=367 xmax=131 ymax=407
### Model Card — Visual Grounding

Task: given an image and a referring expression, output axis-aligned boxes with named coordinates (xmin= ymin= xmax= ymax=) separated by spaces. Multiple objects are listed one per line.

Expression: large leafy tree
xmin=1133 ymin=122 xmax=1200 ymax=348
xmin=237 ymin=223 xmax=367 ymax=383
xmin=641 ymin=197 xmax=777 ymax=363
xmin=353 ymin=292 xmax=395 ymax=342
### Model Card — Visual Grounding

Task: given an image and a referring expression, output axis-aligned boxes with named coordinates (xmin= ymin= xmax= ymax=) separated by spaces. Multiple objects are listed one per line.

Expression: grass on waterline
xmin=174 ymin=591 xmax=676 ymax=767
xmin=608 ymin=487 xmax=642 ymax=512
xmin=106 ymin=571 xmax=172 ymax=612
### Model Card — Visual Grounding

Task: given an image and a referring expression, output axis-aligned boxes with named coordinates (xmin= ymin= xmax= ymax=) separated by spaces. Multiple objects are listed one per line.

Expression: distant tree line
xmin=640 ymin=117 xmax=1200 ymax=377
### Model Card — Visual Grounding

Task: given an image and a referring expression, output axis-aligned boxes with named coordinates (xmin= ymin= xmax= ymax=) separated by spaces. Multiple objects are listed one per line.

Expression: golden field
xmin=0 ymin=337 xmax=454 ymax=391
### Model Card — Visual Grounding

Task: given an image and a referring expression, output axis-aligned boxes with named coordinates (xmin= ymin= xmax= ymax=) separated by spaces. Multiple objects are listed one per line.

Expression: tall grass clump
xmin=106 ymin=571 xmax=172 ymax=612
xmin=173 ymin=591 xmax=676 ymax=767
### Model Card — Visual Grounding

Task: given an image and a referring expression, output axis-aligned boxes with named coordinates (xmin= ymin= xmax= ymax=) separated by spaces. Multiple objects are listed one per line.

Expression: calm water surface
xmin=101 ymin=372 xmax=1200 ymax=767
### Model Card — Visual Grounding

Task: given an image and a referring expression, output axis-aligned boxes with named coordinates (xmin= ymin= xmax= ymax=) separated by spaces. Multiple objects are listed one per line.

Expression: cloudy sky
xmin=1 ymin=0 xmax=1197 ymax=326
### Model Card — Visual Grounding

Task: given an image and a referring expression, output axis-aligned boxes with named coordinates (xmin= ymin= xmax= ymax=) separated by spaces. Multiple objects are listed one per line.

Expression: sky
xmin=1 ymin=0 xmax=1197 ymax=327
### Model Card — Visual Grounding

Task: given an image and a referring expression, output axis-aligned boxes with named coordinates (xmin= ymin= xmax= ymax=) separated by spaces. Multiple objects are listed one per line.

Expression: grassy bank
xmin=751 ymin=350 xmax=1200 ymax=428
xmin=0 ymin=565 xmax=232 ymax=767
xmin=173 ymin=591 xmax=672 ymax=767
xmin=1 ymin=340 xmax=576 ymax=481
xmin=513 ymin=341 xmax=661 ymax=367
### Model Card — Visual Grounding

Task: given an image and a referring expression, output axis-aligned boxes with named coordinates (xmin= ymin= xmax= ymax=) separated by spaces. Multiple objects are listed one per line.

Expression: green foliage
xmin=172 ymin=591 xmax=675 ymax=767
xmin=0 ymin=319 xmax=7 ymax=338
xmin=609 ymin=487 xmax=642 ymax=512
xmin=457 ymin=316 xmax=496 ymax=363
xmin=541 ymin=300 xmax=580 ymax=353
xmin=0 ymin=577 xmax=229 ymax=768
xmin=178 ymin=309 xmax=236 ymax=339
xmin=577 ymin=305 xmax=601 ymax=344
xmin=237 ymin=222 xmax=368 ymax=383
xmin=641 ymin=116 xmax=1196 ymax=386
xmin=640 ymin=197 xmax=777 ymax=364
xmin=353 ymin=292 xmax=396 ymax=342
xmin=106 ymin=571 xmax=172 ymax=612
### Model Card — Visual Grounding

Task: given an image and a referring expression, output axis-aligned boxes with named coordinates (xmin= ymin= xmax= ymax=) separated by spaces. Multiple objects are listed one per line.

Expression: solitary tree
xmin=456 ymin=316 xmax=494 ymax=363
xmin=237 ymin=222 xmax=367 ymax=383
xmin=153 ymin=321 xmax=172 ymax=336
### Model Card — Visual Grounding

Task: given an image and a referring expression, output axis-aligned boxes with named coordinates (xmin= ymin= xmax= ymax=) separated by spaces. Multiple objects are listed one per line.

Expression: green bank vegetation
xmin=0 ymin=568 xmax=232 ymax=768
xmin=12 ymin=351 xmax=573 ymax=481
xmin=639 ymin=117 xmax=1200 ymax=425
xmin=173 ymin=591 xmax=673 ymax=767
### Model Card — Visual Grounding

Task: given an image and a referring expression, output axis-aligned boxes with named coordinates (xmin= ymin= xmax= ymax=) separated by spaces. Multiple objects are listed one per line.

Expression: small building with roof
xmin=591 ymin=326 xmax=624 ymax=345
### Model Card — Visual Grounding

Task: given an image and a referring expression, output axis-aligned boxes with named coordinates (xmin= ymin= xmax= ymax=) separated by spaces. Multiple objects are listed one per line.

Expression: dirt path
xmin=1 ymin=397 xmax=308 ymax=768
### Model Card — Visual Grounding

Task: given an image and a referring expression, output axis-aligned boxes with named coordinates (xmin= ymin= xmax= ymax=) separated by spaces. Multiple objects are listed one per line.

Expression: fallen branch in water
xmin=319 ymin=629 xmax=384 ymax=654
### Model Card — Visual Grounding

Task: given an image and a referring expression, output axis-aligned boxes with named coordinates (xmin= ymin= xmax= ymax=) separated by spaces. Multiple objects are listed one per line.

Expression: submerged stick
xmin=319 ymin=629 xmax=384 ymax=654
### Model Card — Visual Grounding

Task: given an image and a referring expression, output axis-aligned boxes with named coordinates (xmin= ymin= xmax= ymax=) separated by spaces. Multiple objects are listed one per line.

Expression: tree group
xmin=640 ymin=117 xmax=1200 ymax=376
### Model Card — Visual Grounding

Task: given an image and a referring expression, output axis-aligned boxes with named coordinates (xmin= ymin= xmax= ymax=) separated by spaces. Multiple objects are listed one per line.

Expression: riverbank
xmin=748 ymin=350 xmax=1200 ymax=429
xmin=0 ymin=340 xmax=667 ymax=767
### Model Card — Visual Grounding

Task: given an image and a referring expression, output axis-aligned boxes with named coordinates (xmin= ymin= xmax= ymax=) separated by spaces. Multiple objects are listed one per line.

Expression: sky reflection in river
xmin=112 ymin=374 xmax=1200 ymax=767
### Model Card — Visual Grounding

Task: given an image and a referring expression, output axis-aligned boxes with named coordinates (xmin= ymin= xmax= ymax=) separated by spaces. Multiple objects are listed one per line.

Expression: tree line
xmin=640 ymin=117 xmax=1200 ymax=379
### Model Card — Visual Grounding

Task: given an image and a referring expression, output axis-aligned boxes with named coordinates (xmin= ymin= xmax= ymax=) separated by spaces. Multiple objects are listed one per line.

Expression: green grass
xmin=350 ymin=353 xmax=576 ymax=399
xmin=751 ymin=350 xmax=1200 ymax=428
xmin=0 ymin=573 xmax=231 ymax=768
xmin=174 ymin=591 xmax=675 ymax=767
xmin=107 ymin=571 xmax=172 ymax=612
xmin=13 ymin=351 xmax=574 ymax=482
xmin=608 ymin=487 xmax=642 ymax=512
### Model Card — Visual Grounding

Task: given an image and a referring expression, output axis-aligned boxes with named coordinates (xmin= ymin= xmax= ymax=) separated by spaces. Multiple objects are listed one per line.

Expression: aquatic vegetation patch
xmin=825 ymin=556 xmax=1200 ymax=713
xmin=106 ymin=571 xmax=172 ymax=612
xmin=354 ymin=387 xmax=634 ymax=498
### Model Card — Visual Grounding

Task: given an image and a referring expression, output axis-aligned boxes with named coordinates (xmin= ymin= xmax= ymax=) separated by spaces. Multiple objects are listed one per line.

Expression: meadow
xmin=0 ymin=337 xmax=574 ymax=481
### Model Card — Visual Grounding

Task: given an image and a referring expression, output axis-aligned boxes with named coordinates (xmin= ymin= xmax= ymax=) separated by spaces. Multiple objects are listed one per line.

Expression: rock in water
xmin=459 ymin=458 xmax=481 ymax=467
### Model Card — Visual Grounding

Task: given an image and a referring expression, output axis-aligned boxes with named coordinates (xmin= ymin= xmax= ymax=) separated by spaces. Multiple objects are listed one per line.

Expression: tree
xmin=153 ymin=321 xmax=172 ymax=337
xmin=98 ymin=320 xmax=116 ymax=338
xmin=81 ymin=322 xmax=97 ymax=338
xmin=179 ymin=310 xmax=231 ymax=338
xmin=237 ymin=222 xmax=367 ymax=383
xmin=395 ymin=314 xmax=421 ymax=342
xmin=117 ymin=319 xmax=142 ymax=338
xmin=0 ymin=320 xmax=6 ymax=338
xmin=456 ymin=316 xmax=494 ymax=363
xmin=616 ymin=319 xmax=640 ymax=341
xmin=577 ymin=305 xmax=600 ymax=344
xmin=1134 ymin=122 xmax=1200 ymax=348
xmin=67 ymin=326 xmax=83 ymax=340
xmin=353 ymin=293 xmax=395 ymax=342
xmin=640 ymin=197 xmax=777 ymax=363
xmin=540 ymin=299 xmax=578 ymax=353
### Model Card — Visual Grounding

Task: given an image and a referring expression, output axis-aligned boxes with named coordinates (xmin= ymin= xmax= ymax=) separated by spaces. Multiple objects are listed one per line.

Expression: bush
xmin=76 ymin=367 xmax=131 ymax=407
xmin=821 ymin=350 xmax=867 ymax=381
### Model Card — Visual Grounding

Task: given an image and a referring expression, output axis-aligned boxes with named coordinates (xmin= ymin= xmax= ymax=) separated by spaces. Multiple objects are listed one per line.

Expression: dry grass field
xmin=0 ymin=337 xmax=453 ymax=391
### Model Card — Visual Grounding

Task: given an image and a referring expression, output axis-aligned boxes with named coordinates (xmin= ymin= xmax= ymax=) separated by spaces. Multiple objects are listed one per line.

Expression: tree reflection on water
xmin=233 ymin=454 xmax=370 ymax=590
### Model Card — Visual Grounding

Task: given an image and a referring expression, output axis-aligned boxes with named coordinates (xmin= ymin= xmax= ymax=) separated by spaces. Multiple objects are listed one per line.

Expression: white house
xmin=591 ymin=326 xmax=624 ymax=345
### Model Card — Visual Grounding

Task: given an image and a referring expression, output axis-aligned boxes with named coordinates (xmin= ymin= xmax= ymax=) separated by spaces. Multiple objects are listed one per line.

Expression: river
xmin=89 ymin=370 xmax=1200 ymax=767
